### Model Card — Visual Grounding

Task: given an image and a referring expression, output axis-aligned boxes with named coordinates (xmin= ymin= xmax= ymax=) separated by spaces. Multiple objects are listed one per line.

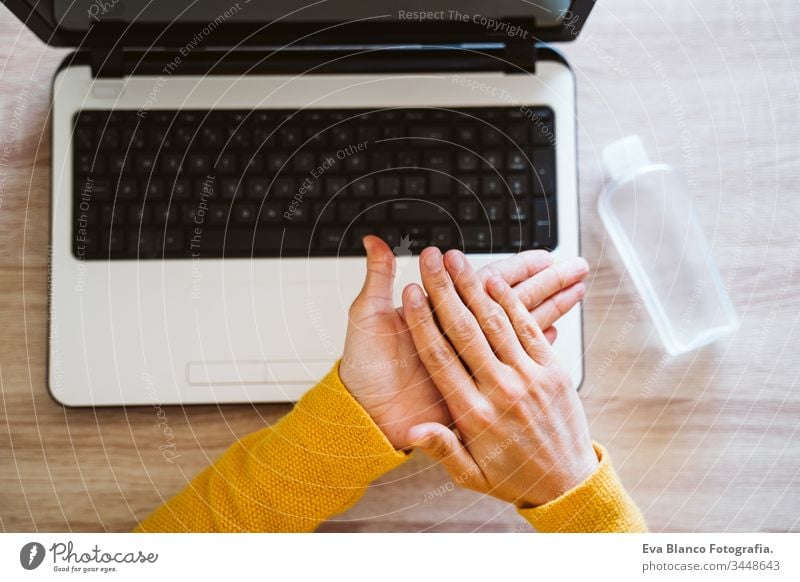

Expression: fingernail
xmin=408 ymin=285 xmax=425 ymax=307
xmin=575 ymin=282 xmax=587 ymax=300
xmin=576 ymin=257 xmax=590 ymax=276
xmin=446 ymin=250 xmax=464 ymax=272
xmin=423 ymin=248 xmax=441 ymax=271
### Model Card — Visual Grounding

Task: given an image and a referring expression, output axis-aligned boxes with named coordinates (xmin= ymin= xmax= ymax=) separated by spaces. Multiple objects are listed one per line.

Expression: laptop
xmin=5 ymin=0 xmax=593 ymax=405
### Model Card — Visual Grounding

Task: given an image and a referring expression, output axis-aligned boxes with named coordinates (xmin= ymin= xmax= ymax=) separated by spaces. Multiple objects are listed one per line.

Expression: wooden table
xmin=1 ymin=0 xmax=798 ymax=532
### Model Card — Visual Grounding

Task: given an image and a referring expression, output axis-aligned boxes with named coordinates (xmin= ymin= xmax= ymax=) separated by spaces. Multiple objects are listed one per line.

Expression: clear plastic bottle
xmin=599 ymin=136 xmax=739 ymax=356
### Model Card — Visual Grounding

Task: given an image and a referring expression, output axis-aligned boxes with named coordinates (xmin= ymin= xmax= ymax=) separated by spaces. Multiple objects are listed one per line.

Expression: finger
xmin=477 ymin=250 xmax=554 ymax=287
xmin=408 ymin=422 xmax=487 ymax=490
xmin=533 ymin=282 xmax=586 ymax=331
xmin=543 ymin=327 xmax=558 ymax=344
xmin=487 ymin=275 xmax=554 ymax=364
xmin=355 ymin=235 xmax=395 ymax=314
xmin=515 ymin=257 xmax=589 ymax=312
xmin=402 ymin=283 xmax=481 ymax=417
xmin=444 ymin=250 xmax=528 ymax=365
xmin=419 ymin=247 xmax=498 ymax=378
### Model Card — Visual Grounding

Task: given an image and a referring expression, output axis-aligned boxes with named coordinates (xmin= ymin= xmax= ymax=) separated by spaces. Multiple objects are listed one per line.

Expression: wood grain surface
xmin=1 ymin=0 xmax=798 ymax=532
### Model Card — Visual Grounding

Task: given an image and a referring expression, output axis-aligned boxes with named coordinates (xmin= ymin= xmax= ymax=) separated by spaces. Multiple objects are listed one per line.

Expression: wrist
xmin=519 ymin=448 xmax=600 ymax=508
xmin=337 ymin=359 xmax=404 ymax=449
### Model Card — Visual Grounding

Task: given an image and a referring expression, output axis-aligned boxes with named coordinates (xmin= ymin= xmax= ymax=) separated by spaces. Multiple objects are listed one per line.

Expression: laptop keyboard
xmin=72 ymin=107 xmax=557 ymax=259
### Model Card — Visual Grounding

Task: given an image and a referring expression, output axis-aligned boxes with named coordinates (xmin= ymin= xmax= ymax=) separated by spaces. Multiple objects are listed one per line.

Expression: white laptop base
xmin=49 ymin=64 xmax=582 ymax=406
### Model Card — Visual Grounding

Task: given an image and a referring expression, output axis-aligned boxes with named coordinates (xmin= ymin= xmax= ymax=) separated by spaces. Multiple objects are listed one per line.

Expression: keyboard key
xmin=164 ymin=231 xmax=184 ymax=252
xmin=507 ymin=151 xmax=527 ymax=171
xmin=508 ymin=174 xmax=530 ymax=197
xmin=260 ymin=203 xmax=283 ymax=223
xmin=508 ymin=223 xmax=532 ymax=251
xmin=455 ymin=125 xmax=478 ymax=144
xmin=246 ymin=178 xmax=269 ymax=200
xmin=273 ymin=178 xmax=296 ymax=198
xmin=338 ymin=201 xmax=362 ymax=223
xmin=486 ymin=200 xmax=504 ymax=222
xmin=458 ymin=201 xmax=479 ymax=223
xmin=319 ymin=229 xmax=347 ymax=250
xmin=207 ymin=204 xmax=229 ymax=226
xmin=483 ymin=151 xmax=503 ymax=170
xmin=128 ymin=231 xmax=158 ymax=256
xmin=457 ymin=175 xmax=479 ymax=197
xmin=457 ymin=152 xmax=479 ymax=172
xmin=100 ymin=204 xmax=125 ymax=226
xmin=187 ymin=154 xmax=210 ymax=174
xmin=352 ymin=178 xmax=374 ymax=198
xmin=293 ymin=152 xmax=316 ymax=173
xmin=380 ymin=228 xmax=401 ymax=247
xmin=102 ymin=231 xmax=125 ymax=254
xmin=423 ymin=151 xmax=451 ymax=171
xmin=532 ymin=149 xmax=556 ymax=195
xmin=403 ymin=175 xmax=427 ymax=197
xmin=531 ymin=114 xmax=555 ymax=146
xmin=533 ymin=199 xmax=557 ymax=248
xmin=461 ymin=226 xmax=493 ymax=251
xmin=431 ymin=226 xmax=454 ymax=248
xmin=391 ymin=200 xmax=452 ymax=222
xmin=482 ymin=176 xmax=503 ymax=196
xmin=172 ymin=179 xmax=191 ymax=200
xmin=235 ymin=203 xmax=257 ymax=224
xmin=377 ymin=176 xmax=400 ymax=198
xmin=397 ymin=151 xmax=418 ymax=167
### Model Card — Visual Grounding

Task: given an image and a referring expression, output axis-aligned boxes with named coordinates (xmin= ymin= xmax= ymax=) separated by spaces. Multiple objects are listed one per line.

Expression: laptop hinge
xmin=89 ymin=21 xmax=126 ymax=78
xmin=504 ymin=39 xmax=537 ymax=73
xmin=91 ymin=48 xmax=123 ymax=78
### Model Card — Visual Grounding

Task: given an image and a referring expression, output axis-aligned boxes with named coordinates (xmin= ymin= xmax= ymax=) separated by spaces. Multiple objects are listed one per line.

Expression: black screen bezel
xmin=3 ymin=0 xmax=595 ymax=48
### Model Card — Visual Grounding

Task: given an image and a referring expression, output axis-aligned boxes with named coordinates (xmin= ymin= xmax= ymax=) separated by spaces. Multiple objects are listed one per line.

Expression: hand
xmin=339 ymin=236 xmax=589 ymax=450
xmin=401 ymin=248 xmax=598 ymax=506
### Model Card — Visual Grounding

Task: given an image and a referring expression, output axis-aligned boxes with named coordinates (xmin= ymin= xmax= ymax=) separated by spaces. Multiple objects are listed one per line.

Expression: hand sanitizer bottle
xmin=599 ymin=136 xmax=739 ymax=356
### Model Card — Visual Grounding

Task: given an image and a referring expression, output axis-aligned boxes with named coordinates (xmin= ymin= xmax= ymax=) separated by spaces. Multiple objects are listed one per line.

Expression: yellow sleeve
xmin=518 ymin=442 xmax=648 ymax=532
xmin=134 ymin=362 xmax=407 ymax=532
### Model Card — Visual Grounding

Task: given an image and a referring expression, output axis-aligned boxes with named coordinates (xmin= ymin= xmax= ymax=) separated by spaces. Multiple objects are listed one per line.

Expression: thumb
xmin=357 ymin=235 xmax=396 ymax=304
xmin=408 ymin=423 xmax=485 ymax=489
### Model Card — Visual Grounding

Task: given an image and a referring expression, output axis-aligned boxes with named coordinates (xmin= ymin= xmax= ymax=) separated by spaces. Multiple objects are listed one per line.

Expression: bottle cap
xmin=602 ymin=135 xmax=651 ymax=182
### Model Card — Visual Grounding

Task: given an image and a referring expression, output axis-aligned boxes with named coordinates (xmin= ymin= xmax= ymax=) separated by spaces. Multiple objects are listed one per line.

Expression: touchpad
xmin=173 ymin=279 xmax=355 ymax=382
xmin=187 ymin=360 xmax=334 ymax=385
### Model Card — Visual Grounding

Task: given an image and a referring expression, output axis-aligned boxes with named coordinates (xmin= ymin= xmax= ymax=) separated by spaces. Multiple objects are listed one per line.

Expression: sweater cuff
xmin=284 ymin=360 xmax=408 ymax=478
xmin=517 ymin=442 xmax=648 ymax=533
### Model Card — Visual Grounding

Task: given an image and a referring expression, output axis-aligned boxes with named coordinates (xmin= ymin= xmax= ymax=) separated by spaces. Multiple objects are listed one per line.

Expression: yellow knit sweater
xmin=134 ymin=364 xmax=647 ymax=533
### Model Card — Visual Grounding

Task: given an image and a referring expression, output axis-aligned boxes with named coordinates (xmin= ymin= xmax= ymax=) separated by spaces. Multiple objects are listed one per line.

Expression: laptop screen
xmin=52 ymin=0 xmax=572 ymax=31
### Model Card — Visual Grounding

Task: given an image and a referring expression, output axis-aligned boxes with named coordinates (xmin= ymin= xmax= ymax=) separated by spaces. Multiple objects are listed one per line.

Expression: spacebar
xmin=199 ymin=229 xmax=311 ymax=255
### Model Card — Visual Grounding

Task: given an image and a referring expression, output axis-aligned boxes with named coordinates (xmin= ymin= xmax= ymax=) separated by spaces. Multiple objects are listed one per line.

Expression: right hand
xmin=339 ymin=236 xmax=589 ymax=450
xmin=401 ymin=248 xmax=597 ymax=506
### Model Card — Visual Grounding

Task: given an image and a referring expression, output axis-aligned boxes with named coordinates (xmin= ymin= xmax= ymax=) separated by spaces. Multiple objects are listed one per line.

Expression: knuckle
xmin=425 ymin=343 xmax=453 ymax=367
xmin=368 ymin=253 xmax=393 ymax=275
xmin=430 ymin=273 xmax=452 ymax=293
xmin=517 ymin=319 xmax=541 ymax=344
xmin=479 ymin=309 xmax=507 ymax=336
xmin=459 ymin=273 xmax=481 ymax=294
xmin=429 ymin=436 xmax=451 ymax=459
xmin=468 ymin=402 xmax=496 ymax=430
xmin=548 ymin=366 xmax=572 ymax=389
xmin=490 ymin=370 xmax=525 ymax=403
xmin=449 ymin=315 xmax=476 ymax=341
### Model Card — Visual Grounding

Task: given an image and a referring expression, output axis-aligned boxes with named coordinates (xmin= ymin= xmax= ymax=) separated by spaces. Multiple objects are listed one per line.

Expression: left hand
xmin=339 ymin=236 xmax=588 ymax=450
